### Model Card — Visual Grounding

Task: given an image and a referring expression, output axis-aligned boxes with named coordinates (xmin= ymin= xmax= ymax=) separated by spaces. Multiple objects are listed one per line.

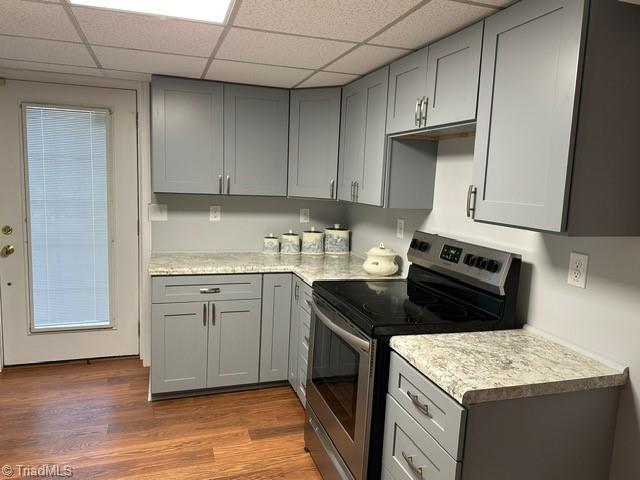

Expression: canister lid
xmin=326 ymin=223 xmax=349 ymax=231
xmin=304 ymin=226 xmax=323 ymax=234
xmin=282 ymin=229 xmax=299 ymax=236
xmin=264 ymin=233 xmax=277 ymax=239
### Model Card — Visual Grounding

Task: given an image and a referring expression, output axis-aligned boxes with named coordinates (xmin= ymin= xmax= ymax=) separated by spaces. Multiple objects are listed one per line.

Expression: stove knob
xmin=476 ymin=257 xmax=488 ymax=269
xmin=486 ymin=260 xmax=501 ymax=273
xmin=418 ymin=241 xmax=429 ymax=252
xmin=463 ymin=254 xmax=476 ymax=266
xmin=410 ymin=238 xmax=419 ymax=249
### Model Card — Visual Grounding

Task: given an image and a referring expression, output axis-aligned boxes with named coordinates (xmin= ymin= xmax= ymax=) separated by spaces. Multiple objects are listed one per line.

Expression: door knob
xmin=1 ymin=245 xmax=15 ymax=257
xmin=1 ymin=225 xmax=13 ymax=235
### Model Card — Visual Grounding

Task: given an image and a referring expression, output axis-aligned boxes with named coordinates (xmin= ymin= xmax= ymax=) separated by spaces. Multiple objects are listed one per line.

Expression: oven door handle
xmin=307 ymin=299 xmax=371 ymax=353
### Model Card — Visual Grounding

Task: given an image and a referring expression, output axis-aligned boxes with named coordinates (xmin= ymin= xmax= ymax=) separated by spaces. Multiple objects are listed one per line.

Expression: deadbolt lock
xmin=1 ymin=245 xmax=15 ymax=257
xmin=1 ymin=225 xmax=12 ymax=235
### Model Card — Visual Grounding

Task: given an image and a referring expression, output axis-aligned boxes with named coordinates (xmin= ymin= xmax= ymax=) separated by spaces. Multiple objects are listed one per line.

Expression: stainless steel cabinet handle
xmin=355 ymin=181 xmax=359 ymax=203
xmin=218 ymin=174 xmax=223 ymax=194
xmin=226 ymin=175 xmax=230 ymax=195
xmin=203 ymin=304 xmax=207 ymax=327
xmin=401 ymin=451 xmax=424 ymax=479
xmin=211 ymin=303 xmax=215 ymax=326
xmin=415 ymin=98 xmax=422 ymax=126
xmin=330 ymin=179 xmax=335 ymax=199
xmin=407 ymin=390 xmax=431 ymax=417
xmin=200 ymin=287 xmax=221 ymax=294
xmin=420 ymin=96 xmax=428 ymax=127
xmin=466 ymin=184 xmax=478 ymax=218
xmin=350 ymin=181 xmax=355 ymax=201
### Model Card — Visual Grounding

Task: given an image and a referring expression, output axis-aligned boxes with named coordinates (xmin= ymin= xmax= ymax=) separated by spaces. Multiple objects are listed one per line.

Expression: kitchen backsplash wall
xmin=345 ymin=137 xmax=640 ymax=480
xmin=151 ymin=194 xmax=347 ymax=252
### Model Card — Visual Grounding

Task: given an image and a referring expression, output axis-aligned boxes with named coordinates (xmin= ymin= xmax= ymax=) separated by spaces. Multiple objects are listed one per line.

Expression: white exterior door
xmin=0 ymin=80 xmax=139 ymax=365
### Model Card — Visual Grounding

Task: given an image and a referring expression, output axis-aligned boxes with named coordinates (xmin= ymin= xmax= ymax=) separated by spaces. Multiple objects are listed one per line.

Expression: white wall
xmin=345 ymin=136 xmax=640 ymax=480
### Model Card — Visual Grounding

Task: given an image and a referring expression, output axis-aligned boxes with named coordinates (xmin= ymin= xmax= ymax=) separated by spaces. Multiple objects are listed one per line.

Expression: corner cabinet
xmin=224 ymin=84 xmax=289 ymax=196
xmin=338 ymin=66 xmax=389 ymax=206
xmin=288 ymin=88 xmax=341 ymax=200
xmin=151 ymin=76 xmax=224 ymax=194
xmin=470 ymin=0 xmax=640 ymax=235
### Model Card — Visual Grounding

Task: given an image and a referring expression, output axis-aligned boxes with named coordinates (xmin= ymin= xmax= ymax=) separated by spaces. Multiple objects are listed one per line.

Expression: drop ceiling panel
xmin=217 ymin=28 xmax=355 ymax=70
xmin=93 ymin=46 xmax=207 ymax=77
xmin=370 ymin=0 xmax=495 ymax=49
xmin=206 ymin=60 xmax=311 ymax=88
xmin=0 ymin=0 xmax=79 ymax=42
xmin=73 ymin=7 xmax=223 ymax=57
xmin=325 ymin=45 xmax=409 ymax=75
xmin=233 ymin=0 xmax=422 ymax=42
xmin=296 ymin=71 xmax=360 ymax=88
xmin=0 ymin=58 xmax=102 ymax=76
xmin=0 ymin=36 xmax=95 ymax=66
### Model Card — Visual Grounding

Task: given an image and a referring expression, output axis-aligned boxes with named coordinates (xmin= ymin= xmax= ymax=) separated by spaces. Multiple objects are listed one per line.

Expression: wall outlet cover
xmin=148 ymin=203 xmax=167 ymax=222
xmin=396 ymin=219 xmax=405 ymax=239
xmin=300 ymin=208 xmax=310 ymax=223
xmin=567 ymin=252 xmax=589 ymax=289
xmin=209 ymin=206 xmax=221 ymax=222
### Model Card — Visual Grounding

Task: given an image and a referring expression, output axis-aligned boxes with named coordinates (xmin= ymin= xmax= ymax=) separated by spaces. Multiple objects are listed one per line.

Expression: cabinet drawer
xmin=384 ymin=395 xmax=461 ymax=480
xmin=152 ymin=275 xmax=262 ymax=303
xmin=389 ymin=352 xmax=466 ymax=459
xmin=298 ymin=280 xmax=313 ymax=314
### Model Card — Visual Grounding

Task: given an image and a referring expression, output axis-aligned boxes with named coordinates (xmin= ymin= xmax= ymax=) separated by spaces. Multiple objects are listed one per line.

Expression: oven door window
xmin=311 ymin=318 xmax=361 ymax=440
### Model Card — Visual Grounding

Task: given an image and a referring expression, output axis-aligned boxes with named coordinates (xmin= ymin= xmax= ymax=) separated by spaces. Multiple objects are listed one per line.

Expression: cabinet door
xmin=472 ymin=0 xmax=585 ymax=232
xmin=288 ymin=88 xmax=341 ymax=200
xmin=151 ymin=76 xmax=223 ymax=194
xmin=207 ymin=299 xmax=261 ymax=388
xmin=386 ymin=48 xmax=428 ymax=134
xmin=338 ymin=81 xmax=366 ymax=202
xmin=425 ymin=22 xmax=483 ymax=128
xmin=151 ymin=302 xmax=208 ymax=394
xmin=260 ymin=274 xmax=292 ymax=383
xmin=224 ymin=84 xmax=289 ymax=196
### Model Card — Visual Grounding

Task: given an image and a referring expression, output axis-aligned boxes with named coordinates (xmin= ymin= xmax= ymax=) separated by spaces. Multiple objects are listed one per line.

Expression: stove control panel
xmin=407 ymin=231 xmax=521 ymax=295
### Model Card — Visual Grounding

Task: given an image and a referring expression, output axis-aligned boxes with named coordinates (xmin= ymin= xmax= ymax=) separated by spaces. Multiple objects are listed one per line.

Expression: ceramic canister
xmin=263 ymin=233 xmax=280 ymax=254
xmin=325 ymin=224 xmax=350 ymax=255
xmin=301 ymin=227 xmax=324 ymax=255
xmin=281 ymin=229 xmax=301 ymax=254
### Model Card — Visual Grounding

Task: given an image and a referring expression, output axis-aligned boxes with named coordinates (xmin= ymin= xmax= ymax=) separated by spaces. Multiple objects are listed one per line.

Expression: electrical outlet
xmin=300 ymin=208 xmax=310 ymax=223
xmin=567 ymin=252 xmax=589 ymax=289
xmin=148 ymin=204 xmax=167 ymax=222
xmin=209 ymin=206 xmax=221 ymax=222
xmin=396 ymin=219 xmax=405 ymax=239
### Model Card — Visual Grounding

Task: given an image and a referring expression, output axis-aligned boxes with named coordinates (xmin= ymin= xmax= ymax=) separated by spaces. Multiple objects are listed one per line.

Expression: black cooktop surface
xmin=313 ymin=270 xmax=504 ymax=337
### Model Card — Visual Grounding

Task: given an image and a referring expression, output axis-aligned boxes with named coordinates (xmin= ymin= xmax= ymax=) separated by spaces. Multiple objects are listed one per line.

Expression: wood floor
xmin=0 ymin=357 xmax=322 ymax=479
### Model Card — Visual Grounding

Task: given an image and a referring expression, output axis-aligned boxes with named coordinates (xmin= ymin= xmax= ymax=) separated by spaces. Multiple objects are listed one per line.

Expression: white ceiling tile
xmin=0 ymin=0 xmax=79 ymax=42
xmin=325 ymin=45 xmax=409 ymax=75
xmin=103 ymin=69 xmax=152 ymax=81
xmin=217 ymin=28 xmax=354 ymax=70
xmin=370 ymin=0 xmax=495 ymax=49
xmin=234 ymin=0 xmax=422 ymax=42
xmin=73 ymin=7 xmax=223 ymax=57
xmin=93 ymin=46 xmax=207 ymax=77
xmin=0 ymin=58 xmax=103 ymax=77
xmin=0 ymin=36 xmax=95 ymax=66
xmin=205 ymin=60 xmax=311 ymax=88
xmin=296 ymin=71 xmax=360 ymax=88
xmin=460 ymin=0 xmax=514 ymax=6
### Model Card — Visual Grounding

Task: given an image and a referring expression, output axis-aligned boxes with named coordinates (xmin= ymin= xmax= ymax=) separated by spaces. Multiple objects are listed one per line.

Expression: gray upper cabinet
xmin=288 ymin=88 xmax=341 ymax=200
xmin=471 ymin=0 xmax=586 ymax=232
xmin=224 ymin=84 xmax=289 ymax=196
xmin=151 ymin=76 xmax=223 ymax=194
xmin=425 ymin=22 xmax=483 ymax=128
xmin=151 ymin=302 xmax=208 ymax=394
xmin=386 ymin=48 xmax=428 ymax=134
xmin=260 ymin=274 xmax=292 ymax=383
xmin=339 ymin=66 xmax=390 ymax=206
xmin=207 ymin=299 xmax=262 ymax=388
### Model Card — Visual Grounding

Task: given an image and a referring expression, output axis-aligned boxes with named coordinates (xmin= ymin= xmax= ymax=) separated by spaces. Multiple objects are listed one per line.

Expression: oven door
xmin=306 ymin=295 xmax=374 ymax=480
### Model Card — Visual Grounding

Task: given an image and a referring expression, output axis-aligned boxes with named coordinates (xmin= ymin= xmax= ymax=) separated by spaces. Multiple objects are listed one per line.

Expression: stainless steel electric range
xmin=304 ymin=231 xmax=522 ymax=480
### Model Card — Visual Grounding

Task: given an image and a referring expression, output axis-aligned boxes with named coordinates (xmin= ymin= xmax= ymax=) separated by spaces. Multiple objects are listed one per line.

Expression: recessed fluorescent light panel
xmin=69 ymin=0 xmax=234 ymax=23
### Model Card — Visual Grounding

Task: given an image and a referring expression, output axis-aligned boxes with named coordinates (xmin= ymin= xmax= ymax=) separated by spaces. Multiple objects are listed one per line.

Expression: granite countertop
xmin=149 ymin=251 xmax=402 ymax=285
xmin=391 ymin=329 xmax=628 ymax=406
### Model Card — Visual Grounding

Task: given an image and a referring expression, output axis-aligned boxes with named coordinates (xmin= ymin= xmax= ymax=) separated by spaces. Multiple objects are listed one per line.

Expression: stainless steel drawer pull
xmin=402 ymin=451 xmax=424 ymax=479
xmin=407 ymin=390 xmax=431 ymax=417
xmin=200 ymin=287 xmax=221 ymax=294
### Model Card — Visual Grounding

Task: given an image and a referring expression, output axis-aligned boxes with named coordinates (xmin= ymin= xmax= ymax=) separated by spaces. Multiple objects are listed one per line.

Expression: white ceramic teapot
xmin=363 ymin=243 xmax=399 ymax=276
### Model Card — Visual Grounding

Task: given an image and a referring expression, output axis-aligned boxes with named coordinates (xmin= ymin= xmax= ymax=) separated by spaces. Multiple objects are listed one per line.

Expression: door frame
xmin=0 ymin=68 xmax=153 ymax=371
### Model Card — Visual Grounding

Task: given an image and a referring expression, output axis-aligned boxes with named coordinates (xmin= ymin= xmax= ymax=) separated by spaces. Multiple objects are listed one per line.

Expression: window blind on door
xmin=24 ymin=105 xmax=111 ymax=330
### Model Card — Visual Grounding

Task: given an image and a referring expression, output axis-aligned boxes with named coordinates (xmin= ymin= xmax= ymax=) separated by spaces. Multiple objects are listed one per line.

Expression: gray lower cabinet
xmin=260 ymin=274 xmax=292 ymax=383
xmin=425 ymin=22 xmax=483 ymax=129
xmin=338 ymin=66 xmax=389 ymax=206
xmin=288 ymin=88 xmax=341 ymax=200
xmin=151 ymin=76 xmax=224 ymax=194
xmin=386 ymin=48 xmax=428 ymax=134
xmin=224 ymin=84 xmax=289 ymax=196
xmin=207 ymin=299 xmax=262 ymax=388
xmin=151 ymin=302 xmax=208 ymax=394
xmin=288 ymin=275 xmax=312 ymax=406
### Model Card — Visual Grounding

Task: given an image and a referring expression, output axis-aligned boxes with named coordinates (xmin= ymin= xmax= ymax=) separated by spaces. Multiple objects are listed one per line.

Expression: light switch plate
xmin=300 ymin=208 xmax=310 ymax=223
xmin=396 ymin=219 xmax=405 ymax=239
xmin=209 ymin=206 xmax=221 ymax=222
xmin=148 ymin=203 xmax=167 ymax=222
xmin=567 ymin=252 xmax=589 ymax=288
